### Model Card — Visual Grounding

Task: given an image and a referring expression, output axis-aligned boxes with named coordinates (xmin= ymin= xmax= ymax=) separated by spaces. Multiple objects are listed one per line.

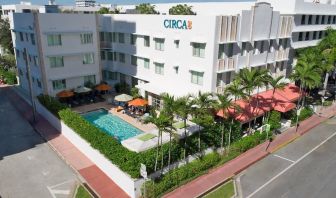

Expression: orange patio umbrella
xmin=128 ymin=98 xmax=148 ymax=107
xmin=95 ymin=84 xmax=112 ymax=91
xmin=56 ymin=90 xmax=74 ymax=98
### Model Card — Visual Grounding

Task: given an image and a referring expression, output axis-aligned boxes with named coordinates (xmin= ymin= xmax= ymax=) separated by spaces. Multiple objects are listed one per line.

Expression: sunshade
xmin=95 ymin=84 xmax=112 ymax=91
xmin=114 ymin=94 xmax=133 ymax=102
xmin=128 ymin=98 xmax=148 ymax=107
xmin=56 ymin=90 xmax=74 ymax=98
xmin=74 ymin=86 xmax=92 ymax=93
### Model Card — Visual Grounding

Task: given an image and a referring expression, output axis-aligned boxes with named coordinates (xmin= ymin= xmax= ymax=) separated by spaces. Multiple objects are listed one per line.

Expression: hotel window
xmin=305 ymin=32 xmax=310 ymax=41
xmin=19 ymin=32 xmax=24 ymax=41
xmin=80 ymin=33 xmax=93 ymax=44
xmin=84 ymin=75 xmax=96 ymax=85
xmin=241 ymin=42 xmax=248 ymax=56
xmin=144 ymin=58 xmax=150 ymax=69
xmin=49 ymin=56 xmax=64 ymax=68
xmin=152 ymin=94 xmax=161 ymax=109
xmin=37 ymin=79 xmax=42 ymax=88
xmin=313 ymin=31 xmax=317 ymax=40
xmin=174 ymin=66 xmax=179 ymax=74
xmin=174 ymin=40 xmax=180 ymax=48
xmin=19 ymin=69 xmax=23 ymax=76
xmin=106 ymin=71 xmax=118 ymax=80
xmin=52 ymin=79 xmax=66 ymax=90
xmin=328 ymin=16 xmax=332 ymax=24
xmin=144 ymin=36 xmax=150 ymax=47
xmin=107 ymin=52 xmax=113 ymax=61
xmin=218 ymin=45 xmax=224 ymax=59
xmin=315 ymin=15 xmax=320 ymax=24
xmin=108 ymin=32 xmax=113 ymax=42
xmin=190 ymin=71 xmax=203 ymax=85
xmin=100 ymin=32 xmax=105 ymax=42
xmin=16 ymin=49 xmax=20 ymax=57
xmin=118 ymin=33 xmax=125 ymax=43
xmin=25 ymin=33 xmax=29 ymax=41
xmin=333 ymin=16 xmax=336 ymax=24
xmin=154 ymin=63 xmax=164 ymax=75
xmin=130 ymin=34 xmax=137 ymax=45
xmin=227 ymin=43 xmax=234 ymax=57
xmin=298 ymin=32 xmax=303 ymax=41
xmin=154 ymin=38 xmax=165 ymax=51
xmin=101 ymin=51 xmax=106 ymax=60
xmin=119 ymin=53 xmax=125 ymax=63
xmin=83 ymin=53 xmax=94 ymax=64
xmin=113 ymin=52 xmax=117 ymax=61
xmin=131 ymin=55 xmax=137 ymax=66
xmin=269 ymin=40 xmax=274 ymax=52
xmin=192 ymin=43 xmax=206 ymax=58
xmin=30 ymin=34 xmax=35 ymax=45
xmin=47 ymin=34 xmax=62 ymax=46
xmin=301 ymin=15 xmax=306 ymax=25
xmin=112 ymin=32 xmax=117 ymax=42
xmin=308 ymin=15 xmax=312 ymax=25
xmin=319 ymin=31 xmax=323 ymax=39
xmin=321 ymin=15 xmax=326 ymax=24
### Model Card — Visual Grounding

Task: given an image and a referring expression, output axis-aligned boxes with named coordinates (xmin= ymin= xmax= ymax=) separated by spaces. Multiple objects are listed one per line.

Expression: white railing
xmin=218 ymin=57 xmax=236 ymax=72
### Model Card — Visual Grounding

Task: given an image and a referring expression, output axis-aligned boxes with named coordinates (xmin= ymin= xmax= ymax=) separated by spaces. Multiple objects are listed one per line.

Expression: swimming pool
xmin=81 ymin=109 xmax=143 ymax=141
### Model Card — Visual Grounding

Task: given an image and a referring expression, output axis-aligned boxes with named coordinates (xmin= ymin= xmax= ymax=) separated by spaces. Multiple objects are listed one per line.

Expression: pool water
xmin=82 ymin=109 xmax=143 ymax=141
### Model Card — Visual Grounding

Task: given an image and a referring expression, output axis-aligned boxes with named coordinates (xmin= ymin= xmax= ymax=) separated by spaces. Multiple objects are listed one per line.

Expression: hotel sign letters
xmin=164 ymin=19 xmax=192 ymax=30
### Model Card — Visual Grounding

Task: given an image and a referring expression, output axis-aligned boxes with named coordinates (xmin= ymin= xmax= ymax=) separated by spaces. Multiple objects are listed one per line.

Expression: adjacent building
xmin=9 ymin=0 xmax=334 ymax=106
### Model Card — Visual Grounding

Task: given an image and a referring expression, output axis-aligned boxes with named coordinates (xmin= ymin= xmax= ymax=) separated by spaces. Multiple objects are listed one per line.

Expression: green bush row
xmin=0 ymin=68 xmax=16 ymax=85
xmin=144 ymin=131 xmax=270 ymax=197
xmin=291 ymin=107 xmax=314 ymax=123
xmin=267 ymin=111 xmax=281 ymax=130
xmin=37 ymin=95 xmax=67 ymax=117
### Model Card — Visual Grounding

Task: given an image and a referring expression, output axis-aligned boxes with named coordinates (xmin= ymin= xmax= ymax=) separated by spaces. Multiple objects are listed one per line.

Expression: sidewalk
xmin=3 ymin=86 xmax=129 ymax=198
xmin=164 ymin=104 xmax=336 ymax=198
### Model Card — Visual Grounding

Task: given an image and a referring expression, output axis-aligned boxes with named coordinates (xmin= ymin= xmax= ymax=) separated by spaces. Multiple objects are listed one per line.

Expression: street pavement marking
xmin=246 ymin=131 xmax=336 ymax=198
xmin=273 ymin=154 xmax=295 ymax=163
xmin=47 ymin=179 xmax=75 ymax=198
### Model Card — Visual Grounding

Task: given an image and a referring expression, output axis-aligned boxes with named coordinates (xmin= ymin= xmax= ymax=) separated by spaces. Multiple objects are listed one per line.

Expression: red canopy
xmin=217 ymin=84 xmax=300 ymax=123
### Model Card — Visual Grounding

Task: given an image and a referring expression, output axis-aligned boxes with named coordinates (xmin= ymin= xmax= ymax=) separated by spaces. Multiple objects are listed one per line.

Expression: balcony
xmin=217 ymin=57 xmax=236 ymax=73
xmin=275 ymin=49 xmax=289 ymax=61
xmin=100 ymin=42 xmax=112 ymax=49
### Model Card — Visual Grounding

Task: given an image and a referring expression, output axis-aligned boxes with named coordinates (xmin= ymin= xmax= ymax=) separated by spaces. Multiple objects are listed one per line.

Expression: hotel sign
xmin=164 ymin=19 xmax=192 ymax=30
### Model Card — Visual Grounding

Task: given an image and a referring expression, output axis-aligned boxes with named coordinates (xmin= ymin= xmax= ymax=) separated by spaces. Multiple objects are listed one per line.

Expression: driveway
xmin=238 ymin=116 xmax=336 ymax=198
xmin=0 ymin=87 xmax=79 ymax=198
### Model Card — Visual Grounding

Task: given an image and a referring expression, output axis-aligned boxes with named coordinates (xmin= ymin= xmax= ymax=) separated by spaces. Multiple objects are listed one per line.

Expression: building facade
xmin=9 ymin=0 xmax=332 ymax=106
xmin=75 ymin=0 xmax=96 ymax=7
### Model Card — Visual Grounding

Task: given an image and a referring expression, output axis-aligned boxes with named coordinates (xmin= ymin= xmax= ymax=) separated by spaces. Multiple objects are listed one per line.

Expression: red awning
xmin=216 ymin=84 xmax=301 ymax=123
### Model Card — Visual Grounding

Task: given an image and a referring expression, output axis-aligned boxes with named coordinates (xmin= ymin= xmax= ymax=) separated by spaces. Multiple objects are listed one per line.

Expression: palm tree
xmin=169 ymin=4 xmax=196 ymax=15
xmin=175 ymin=96 xmax=193 ymax=159
xmin=135 ymin=3 xmax=159 ymax=14
xmin=144 ymin=110 xmax=170 ymax=172
xmin=266 ymin=75 xmax=287 ymax=122
xmin=320 ymin=48 xmax=336 ymax=96
xmin=252 ymin=68 xmax=269 ymax=124
xmin=192 ymin=92 xmax=215 ymax=152
xmin=215 ymin=92 xmax=235 ymax=154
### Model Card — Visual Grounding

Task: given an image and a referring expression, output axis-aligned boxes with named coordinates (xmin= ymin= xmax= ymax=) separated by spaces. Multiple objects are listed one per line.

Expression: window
xmin=315 ymin=15 xmax=320 ymax=24
xmin=174 ymin=66 xmax=179 ymax=74
xmin=154 ymin=38 xmax=165 ymax=51
xmin=104 ymin=70 xmax=118 ymax=80
xmin=131 ymin=55 xmax=137 ymax=66
xmin=191 ymin=71 xmax=203 ymax=85
xmin=34 ymin=56 xmax=38 ymax=66
xmin=192 ymin=43 xmax=206 ymax=58
xmin=333 ymin=16 xmax=336 ymax=24
xmin=328 ymin=16 xmax=332 ymax=24
xmin=100 ymin=32 xmax=105 ymax=42
xmin=52 ymin=79 xmax=66 ymax=90
xmin=321 ymin=15 xmax=326 ymax=24
xmin=119 ymin=53 xmax=125 ymax=63
xmin=174 ymin=40 xmax=180 ymax=48
xmin=269 ymin=40 xmax=274 ymax=52
xmin=107 ymin=52 xmax=113 ymax=61
xmin=308 ymin=15 xmax=312 ymax=25
xmin=80 ymin=33 xmax=93 ymax=44
xmin=84 ymin=75 xmax=96 ymax=85
xmin=101 ymin=51 xmax=106 ymax=60
xmin=29 ymin=55 xmax=32 ymax=62
xmin=25 ymin=33 xmax=29 ymax=42
xmin=144 ymin=36 xmax=150 ymax=47
xmin=30 ymin=34 xmax=35 ymax=45
xmin=47 ymin=34 xmax=62 ymax=46
xmin=144 ymin=58 xmax=149 ymax=69
xmin=152 ymin=94 xmax=161 ymax=109
xmin=19 ymin=69 xmax=23 ymax=76
xmin=113 ymin=52 xmax=117 ymax=61
xmin=227 ymin=43 xmax=234 ymax=57
xmin=83 ymin=53 xmax=94 ymax=64
xmin=131 ymin=34 xmax=137 ymax=45
xmin=19 ymin=32 xmax=24 ymax=41
xmin=112 ymin=32 xmax=117 ymax=42
xmin=49 ymin=56 xmax=64 ymax=68
xmin=319 ymin=31 xmax=323 ymax=39
xmin=301 ymin=15 xmax=306 ymax=25
xmin=298 ymin=32 xmax=303 ymax=41
xmin=154 ymin=63 xmax=164 ymax=75
xmin=313 ymin=31 xmax=317 ymax=40
xmin=241 ymin=42 xmax=247 ymax=55
xmin=305 ymin=32 xmax=310 ymax=41
xmin=218 ymin=45 xmax=224 ymax=59
xmin=37 ymin=79 xmax=41 ymax=88
xmin=118 ymin=33 xmax=125 ymax=43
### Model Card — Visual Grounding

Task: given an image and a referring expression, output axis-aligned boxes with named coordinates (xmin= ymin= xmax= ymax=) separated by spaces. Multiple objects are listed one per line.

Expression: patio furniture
xmin=116 ymin=106 xmax=124 ymax=112
xmin=95 ymin=84 xmax=112 ymax=91
xmin=114 ymin=94 xmax=133 ymax=102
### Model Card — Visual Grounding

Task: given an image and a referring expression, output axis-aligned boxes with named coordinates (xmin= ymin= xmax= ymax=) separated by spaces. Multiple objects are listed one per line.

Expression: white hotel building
xmin=10 ymin=0 xmax=336 ymax=106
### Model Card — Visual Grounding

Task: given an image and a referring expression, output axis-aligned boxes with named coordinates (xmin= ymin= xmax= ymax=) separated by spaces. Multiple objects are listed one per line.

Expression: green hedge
xmin=291 ymin=107 xmax=313 ymax=123
xmin=37 ymin=95 xmax=67 ymax=117
xmin=0 ymin=68 xmax=16 ymax=85
xmin=268 ymin=111 xmax=281 ymax=130
xmin=143 ymin=131 xmax=271 ymax=197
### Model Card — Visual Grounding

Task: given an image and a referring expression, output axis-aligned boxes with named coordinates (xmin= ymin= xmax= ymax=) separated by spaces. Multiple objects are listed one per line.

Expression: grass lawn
xmin=203 ymin=180 xmax=234 ymax=198
xmin=75 ymin=185 xmax=92 ymax=198
xmin=138 ymin=133 xmax=156 ymax=141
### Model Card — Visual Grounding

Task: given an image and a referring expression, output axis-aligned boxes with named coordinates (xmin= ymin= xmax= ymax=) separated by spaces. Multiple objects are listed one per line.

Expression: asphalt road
xmin=0 ymin=87 xmax=78 ymax=198
xmin=239 ymin=116 xmax=336 ymax=198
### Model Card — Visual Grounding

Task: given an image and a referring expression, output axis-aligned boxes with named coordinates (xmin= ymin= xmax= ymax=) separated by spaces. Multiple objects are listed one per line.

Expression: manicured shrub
xmin=291 ymin=107 xmax=313 ymax=123
xmin=323 ymin=100 xmax=333 ymax=106
xmin=37 ymin=95 xmax=67 ymax=117
xmin=268 ymin=110 xmax=281 ymax=130
xmin=0 ymin=68 xmax=16 ymax=85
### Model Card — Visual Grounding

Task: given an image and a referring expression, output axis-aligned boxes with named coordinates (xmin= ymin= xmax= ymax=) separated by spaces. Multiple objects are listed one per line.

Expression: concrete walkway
xmin=3 ymin=86 xmax=129 ymax=198
xmin=164 ymin=104 xmax=336 ymax=198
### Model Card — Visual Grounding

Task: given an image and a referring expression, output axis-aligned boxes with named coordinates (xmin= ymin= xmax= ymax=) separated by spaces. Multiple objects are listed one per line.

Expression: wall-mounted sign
xmin=164 ymin=19 xmax=192 ymax=30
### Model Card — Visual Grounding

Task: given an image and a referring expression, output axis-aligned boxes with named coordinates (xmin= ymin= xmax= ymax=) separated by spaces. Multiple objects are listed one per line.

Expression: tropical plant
xmin=130 ymin=87 xmax=141 ymax=98
xmin=97 ymin=7 xmax=110 ymax=14
xmin=135 ymin=3 xmax=159 ymax=14
xmin=0 ymin=18 xmax=13 ymax=54
xmin=168 ymin=4 xmax=196 ymax=15
xmin=266 ymin=75 xmax=287 ymax=122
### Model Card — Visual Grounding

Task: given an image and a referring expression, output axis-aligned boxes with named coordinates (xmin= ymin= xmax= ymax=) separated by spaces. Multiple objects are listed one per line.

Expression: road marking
xmin=273 ymin=154 xmax=295 ymax=163
xmin=47 ymin=186 xmax=70 ymax=198
xmin=246 ymin=131 xmax=336 ymax=198
xmin=48 ymin=179 xmax=74 ymax=188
